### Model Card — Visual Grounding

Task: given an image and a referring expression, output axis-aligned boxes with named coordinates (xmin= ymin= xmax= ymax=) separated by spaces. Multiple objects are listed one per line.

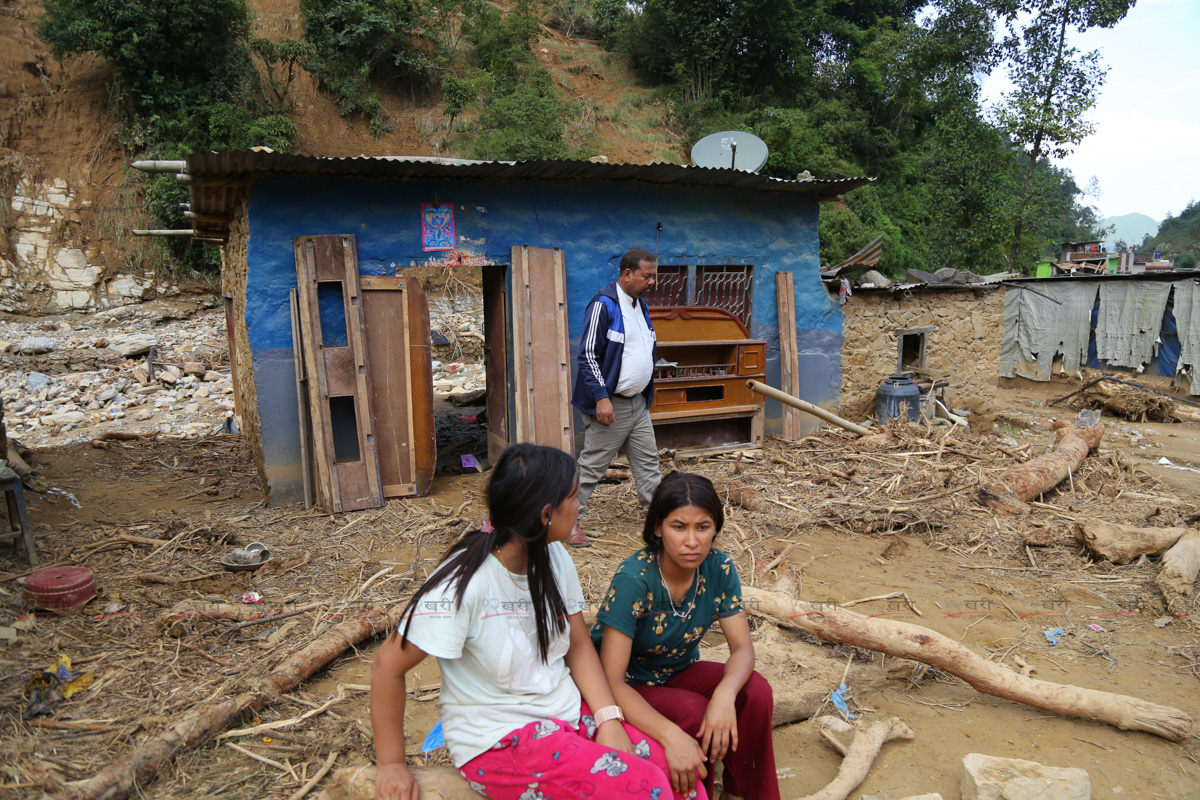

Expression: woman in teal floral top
xmin=591 ymin=472 xmax=779 ymax=800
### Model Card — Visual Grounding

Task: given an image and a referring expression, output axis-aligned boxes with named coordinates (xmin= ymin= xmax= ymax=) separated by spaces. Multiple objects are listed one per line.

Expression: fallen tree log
xmin=741 ymin=585 xmax=1192 ymax=741
xmin=797 ymin=716 xmax=914 ymax=800
xmin=318 ymin=765 xmax=478 ymax=800
xmin=714 ymin=480 xmax=768 ymax=513
xmin=1074 ymin=520 xmax=1187 ymax=564
xmin=978 ymin=422 xmax=1105 ymax=515
xmin=1020 ymin=523 xmax=1080 ymax=548
xmin=1085 ymin=377 xmax=1200 ymax=423
xmin=42 ymin=605 xmax=406 ymax=800
xmin=1156 ymin=529 xmax=1200 ymax=615
xmin=155 ymin=600 xmax=324 ymax=635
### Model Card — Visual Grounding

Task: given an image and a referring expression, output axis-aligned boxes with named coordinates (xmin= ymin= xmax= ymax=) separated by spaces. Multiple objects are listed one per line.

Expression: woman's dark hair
xmin=642 ymin=471 xmax=724 ymax=552
xmin=399 ymin=443 xmax=577 ymax=662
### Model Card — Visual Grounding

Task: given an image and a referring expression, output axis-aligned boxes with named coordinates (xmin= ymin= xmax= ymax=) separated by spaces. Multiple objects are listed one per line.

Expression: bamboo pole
xmin=747 ymin=380 xmax=873 ymax=437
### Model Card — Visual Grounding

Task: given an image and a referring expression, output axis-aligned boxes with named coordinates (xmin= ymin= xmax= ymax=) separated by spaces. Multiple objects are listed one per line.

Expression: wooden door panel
xmin=294 ymin=235 xmax=383 ymax=512
xmin=360 ymin=275 xmax=436 ymax=497
xmin=509 ymin=246 xmax=574 ymax=453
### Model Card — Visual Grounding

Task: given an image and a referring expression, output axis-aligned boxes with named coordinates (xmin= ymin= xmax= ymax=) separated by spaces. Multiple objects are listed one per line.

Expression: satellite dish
xmin=690 ymin=131 xmax=769 ymax=172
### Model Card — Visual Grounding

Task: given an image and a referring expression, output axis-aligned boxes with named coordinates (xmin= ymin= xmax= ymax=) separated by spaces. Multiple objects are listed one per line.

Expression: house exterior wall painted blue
xmin=243 ymin=174 xmax=843 ymax=503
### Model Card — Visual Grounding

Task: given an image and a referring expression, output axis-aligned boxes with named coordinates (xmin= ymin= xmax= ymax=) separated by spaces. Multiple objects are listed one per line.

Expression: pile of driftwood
xmin=1060 ymin=373 xmax=1200 ymax=424
xmin=7 ymin=410 xmax=1199 ymax=800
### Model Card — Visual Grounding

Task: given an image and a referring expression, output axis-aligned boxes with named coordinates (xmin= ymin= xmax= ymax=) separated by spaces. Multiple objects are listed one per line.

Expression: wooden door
xmin=508 ymin=246 xmax=574 ymax=453
xmin=360 ymin=275 xmax=436 ymax=497
xmin=483 ymin=265 xmax=510 ymax=464
xmin=293 ymin=235 xmax=383 ymax=513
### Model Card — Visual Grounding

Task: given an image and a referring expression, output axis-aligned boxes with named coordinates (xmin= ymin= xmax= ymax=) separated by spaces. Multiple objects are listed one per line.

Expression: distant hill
xmin=1101 ymin=212 xmax=1159 ymax=249
xmin=1142 ymin=203 xmax=1199 ymax=268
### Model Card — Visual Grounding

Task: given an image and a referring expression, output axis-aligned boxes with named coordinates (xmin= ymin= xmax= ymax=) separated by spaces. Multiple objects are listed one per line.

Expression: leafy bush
xmin=469 ymin=68 xmax=575 ymax=160
xmin=299 ymin=0 xmax=431 ymax=135
xmin=546 ymin=0 xmax=595 ymax=38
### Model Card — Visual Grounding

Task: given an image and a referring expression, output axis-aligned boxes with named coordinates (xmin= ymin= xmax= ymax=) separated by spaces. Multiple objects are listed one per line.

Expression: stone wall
xmin=2 ymin=175 xmax=174 ymax=314
xmin=839 ymin=286 xmax=1005 ymax=419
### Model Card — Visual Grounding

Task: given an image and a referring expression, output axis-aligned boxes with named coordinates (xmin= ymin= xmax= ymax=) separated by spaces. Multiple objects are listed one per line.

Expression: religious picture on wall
xmin=421 ymin=203 xmax=455 ymax=252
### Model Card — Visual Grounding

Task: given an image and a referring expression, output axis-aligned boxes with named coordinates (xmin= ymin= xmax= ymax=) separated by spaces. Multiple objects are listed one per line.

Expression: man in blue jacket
xmin=569 ymin=247 xmax=661 ymax=546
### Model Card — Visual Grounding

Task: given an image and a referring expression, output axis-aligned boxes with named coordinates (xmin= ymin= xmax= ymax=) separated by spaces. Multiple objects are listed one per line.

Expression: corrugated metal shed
xmin=179 ymin=151 xmax=873 ymax=241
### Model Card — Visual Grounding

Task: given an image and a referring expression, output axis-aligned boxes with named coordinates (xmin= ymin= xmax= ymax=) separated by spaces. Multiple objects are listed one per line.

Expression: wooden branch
xmin=156 ymin=600 xmax=325 ymax=634
xmin=714 ymin=480 xmax=768 ymax=513
xmin=1156 ymin=530 xmax=1200 ymax=614
xmin=288 ymin=751 xmax=339 ymax=800
xmin=317 ymin=765 xmax=480 ymax=800
xmin=796 ymin=716 xmax=914 ymax=800
xmin=741 ymin=586 xmax=1192 ymax=741
xmin=43 ymin=606 xmax=405 ymax=800
xmin=1074 ymin=520 xmax=1187 ymax=565
xmin=978 ymin=423 xmax=1105 ymax=515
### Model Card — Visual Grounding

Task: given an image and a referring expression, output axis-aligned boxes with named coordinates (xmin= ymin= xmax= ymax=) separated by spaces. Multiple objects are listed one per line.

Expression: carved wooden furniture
xmin=648 ymin=306 xmax=765 ymax=452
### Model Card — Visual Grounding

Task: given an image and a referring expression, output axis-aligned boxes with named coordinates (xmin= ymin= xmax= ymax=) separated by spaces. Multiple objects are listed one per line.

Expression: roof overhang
xmin=137 ymin=152 xmax=874 ymax=243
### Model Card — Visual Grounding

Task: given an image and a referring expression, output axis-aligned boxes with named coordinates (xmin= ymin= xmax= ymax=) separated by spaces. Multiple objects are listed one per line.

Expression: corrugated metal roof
xmin=180 ymin=151 xmax=873 ymax=241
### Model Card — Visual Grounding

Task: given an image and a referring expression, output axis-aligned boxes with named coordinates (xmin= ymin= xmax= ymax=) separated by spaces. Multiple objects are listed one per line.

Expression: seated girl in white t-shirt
xmin=371 ymin=443 xmax=704 ymax=800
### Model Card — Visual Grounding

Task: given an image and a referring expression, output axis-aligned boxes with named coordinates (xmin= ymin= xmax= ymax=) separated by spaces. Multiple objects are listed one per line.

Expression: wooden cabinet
xmin=648 ymin=307 xmax=765 ymax=452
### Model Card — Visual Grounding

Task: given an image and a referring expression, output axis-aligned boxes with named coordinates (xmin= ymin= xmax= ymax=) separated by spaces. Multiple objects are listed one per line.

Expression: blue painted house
xmin=179 ymin=153 xmax=868 ymax=505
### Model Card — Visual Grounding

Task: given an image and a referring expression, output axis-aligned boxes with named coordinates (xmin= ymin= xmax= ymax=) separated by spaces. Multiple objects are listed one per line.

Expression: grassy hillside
xmin=1143 ymin=202 xmax=1200 ymax=268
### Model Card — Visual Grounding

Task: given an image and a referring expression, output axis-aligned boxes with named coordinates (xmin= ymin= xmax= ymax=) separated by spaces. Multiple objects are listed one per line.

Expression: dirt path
xmin=2 ymin=385 xmax=1197 ymax=799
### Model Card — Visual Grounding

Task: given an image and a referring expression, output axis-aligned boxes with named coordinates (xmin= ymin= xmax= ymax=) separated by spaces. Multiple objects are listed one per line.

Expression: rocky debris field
xmin=428 ymin=295 xmax=486 ymax=405
xmin=3 ymin=293 xmax=492 ymax=449
xmin=2 ymin=302 xmax=235 ymax=447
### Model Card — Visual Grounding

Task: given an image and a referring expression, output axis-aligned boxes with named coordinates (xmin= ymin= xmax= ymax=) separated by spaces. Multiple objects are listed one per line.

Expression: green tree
xmin=250 ymin=37 xmax=317 ymax=112
xmin=38 ymin=0 xmax=252 ymax=121
xmin=994 ymin=0 xmax=1134 ymax=272
xmin=299 ymin=0 xmax=430 ymax=135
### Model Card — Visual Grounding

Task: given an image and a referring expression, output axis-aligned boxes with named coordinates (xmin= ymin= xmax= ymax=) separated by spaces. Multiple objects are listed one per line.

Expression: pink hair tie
xmin=481 ymin=520 xmax=494 ymax=534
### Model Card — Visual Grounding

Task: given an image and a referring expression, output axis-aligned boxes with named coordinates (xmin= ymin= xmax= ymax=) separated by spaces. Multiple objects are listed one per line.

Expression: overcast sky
xmin=981 ymin=0 xmax=1199 ymax=222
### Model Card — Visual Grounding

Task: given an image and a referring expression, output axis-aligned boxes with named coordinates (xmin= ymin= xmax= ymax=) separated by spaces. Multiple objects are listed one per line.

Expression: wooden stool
xmin=0 ymin=468 xmax=37 ymax=565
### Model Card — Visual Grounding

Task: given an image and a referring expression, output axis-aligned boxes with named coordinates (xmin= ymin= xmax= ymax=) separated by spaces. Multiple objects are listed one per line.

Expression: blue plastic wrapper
xmin=1043 ymin=627 xmax=1065 ymax=645
xmin=830 ymin=684 xmax=855 ymax=720
xmin=421 ymin=720 xmax=445 ymax=753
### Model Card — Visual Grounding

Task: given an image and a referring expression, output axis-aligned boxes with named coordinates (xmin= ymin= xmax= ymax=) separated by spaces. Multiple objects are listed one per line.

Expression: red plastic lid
xmin=26 ymin=567 xmax=97 ymax=611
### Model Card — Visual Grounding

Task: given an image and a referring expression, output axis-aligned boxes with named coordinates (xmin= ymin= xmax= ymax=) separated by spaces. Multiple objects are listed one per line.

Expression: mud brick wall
xmin=838 ymin=286 xmax=1005 ymax=419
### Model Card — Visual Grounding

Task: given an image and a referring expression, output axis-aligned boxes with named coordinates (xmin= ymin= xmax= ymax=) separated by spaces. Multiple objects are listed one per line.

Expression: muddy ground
xmin=1 ymin=378 xmax=1199 ymax=800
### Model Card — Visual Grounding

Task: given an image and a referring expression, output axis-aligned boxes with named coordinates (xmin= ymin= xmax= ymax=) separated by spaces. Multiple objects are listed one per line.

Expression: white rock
xmin=107 ymin=276 xmax=153 ymax=299
xmin=98 ymin=388 xmax=118 ymax=403
xmin=961 ymin=753 xmax=1090 ymax=800
xmin=55 ymin=290 xmax=93 ymax=310
xmin=19 ymin=336 xmax=55 ymax=354
xmin=134 ymin=410 xmax=154 ymax=421
xmin=23 ymin=372 xmax=51 ymax=390
xmin=203 ymin=370 xmax=223 ymax=382
xmin=185 ymin=403 xmax=200 ymax=414
xmin=108 ymin=333 xmax=157 ymax=357
xmin=194 ymin=386 xmax=210 ymax=398
xmin=41 ymin=411 xmax=85 ymax=426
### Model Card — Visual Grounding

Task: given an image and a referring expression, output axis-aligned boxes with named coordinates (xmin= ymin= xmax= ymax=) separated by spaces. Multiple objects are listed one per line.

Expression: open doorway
xmin=396 ymin=262 xmax=495 ymax=476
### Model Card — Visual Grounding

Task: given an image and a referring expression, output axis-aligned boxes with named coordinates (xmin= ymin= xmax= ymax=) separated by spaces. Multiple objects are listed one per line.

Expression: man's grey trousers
xmin=576 ymin=393 xmax=662 ymax=515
